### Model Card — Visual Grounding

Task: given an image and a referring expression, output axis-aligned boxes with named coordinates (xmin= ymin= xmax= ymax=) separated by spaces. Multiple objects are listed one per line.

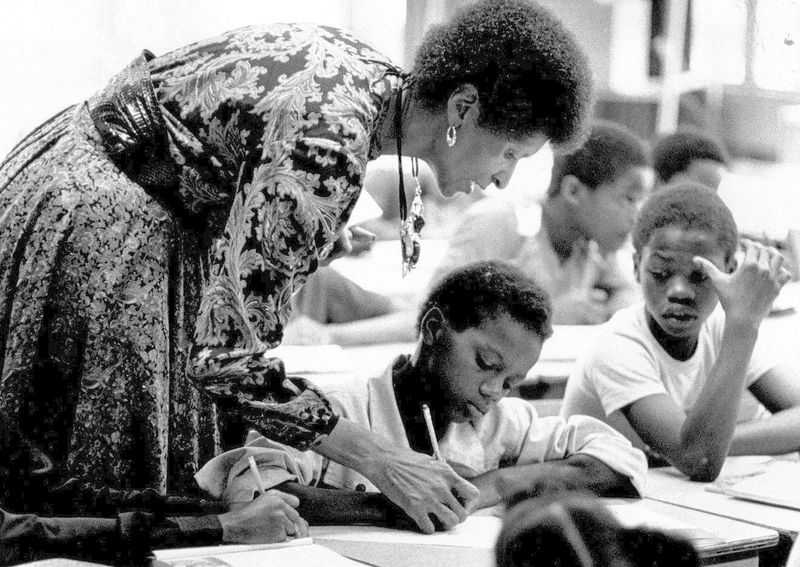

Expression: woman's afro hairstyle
xmin=411 ymin=0 xmax=593 ymax=150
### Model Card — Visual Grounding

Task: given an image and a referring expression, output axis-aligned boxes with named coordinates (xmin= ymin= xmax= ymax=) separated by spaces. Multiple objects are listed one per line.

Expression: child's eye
xmin=689 ymin=271 xmax=709 ymax=284
xmin=649 ymin=270 xmax=668 ymax=281
xmin=504 ymin=150 xmax=517 ymax=161
xmin=476 ymin=354 xmax=502 ymax=372
xmin=476 ymin=354 xmax=493 ymax=371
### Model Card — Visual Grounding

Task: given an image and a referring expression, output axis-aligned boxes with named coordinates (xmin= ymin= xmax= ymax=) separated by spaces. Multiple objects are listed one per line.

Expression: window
xmin=692 ymin=0 xmax=800 ymax=91
xmin=753 ymin=0 xmax=800 ymax=91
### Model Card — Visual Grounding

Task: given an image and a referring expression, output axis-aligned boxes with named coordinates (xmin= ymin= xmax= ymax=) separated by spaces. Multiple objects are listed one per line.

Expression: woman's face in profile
xmin=425 ymin=103 xmax=548 ymax=199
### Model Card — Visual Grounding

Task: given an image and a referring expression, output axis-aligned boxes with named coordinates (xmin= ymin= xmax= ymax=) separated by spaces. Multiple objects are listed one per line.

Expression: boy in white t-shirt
xmin=561 ymin=183 xmax=799 ymax=481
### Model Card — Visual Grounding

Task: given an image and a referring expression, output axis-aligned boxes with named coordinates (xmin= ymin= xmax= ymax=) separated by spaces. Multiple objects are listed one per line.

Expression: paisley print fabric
xmin=0 ymin=24 xmax=399 ymax=494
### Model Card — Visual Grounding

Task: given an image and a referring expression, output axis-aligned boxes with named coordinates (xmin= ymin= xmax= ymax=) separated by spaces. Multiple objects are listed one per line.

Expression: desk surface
xmin=281 ymin=303 xmax=799 ymax=390
xmin=646 ymin=457 xmax=800 ymax=535
xmin=310 ymin=499 xmax=777 ymax=567
xmin=629 ymin=499 xmax=779 ymax=561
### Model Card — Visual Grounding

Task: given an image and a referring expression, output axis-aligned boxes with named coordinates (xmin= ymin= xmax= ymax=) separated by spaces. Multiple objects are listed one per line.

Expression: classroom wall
xmin=722 ymin=86 xmax=800 ymax=161
xmin=0 ymin=0 xmax=406 ymax=157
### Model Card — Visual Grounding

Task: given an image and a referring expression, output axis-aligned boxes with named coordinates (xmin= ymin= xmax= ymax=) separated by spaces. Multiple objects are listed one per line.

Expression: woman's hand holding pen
xmin=314 ymin=419 xmax=479 ymax=534
xmin=364 ymin=448 xmax=475 ymax=534
xmin=371 ymin=403 xmax=477 ymax=534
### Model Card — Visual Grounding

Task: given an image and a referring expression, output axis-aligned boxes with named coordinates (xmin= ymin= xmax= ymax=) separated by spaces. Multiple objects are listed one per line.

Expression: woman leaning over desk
xmin=0 ymin=0 xmax=591 ymax=536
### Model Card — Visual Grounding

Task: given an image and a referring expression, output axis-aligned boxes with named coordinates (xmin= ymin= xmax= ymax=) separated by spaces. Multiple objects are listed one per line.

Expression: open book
xmin=153 ymin=538 xmax=366 ymax=567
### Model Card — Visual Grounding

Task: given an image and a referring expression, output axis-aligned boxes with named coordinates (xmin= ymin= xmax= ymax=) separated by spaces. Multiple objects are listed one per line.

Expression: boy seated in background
xmin=431 ymin=120 xmax=653 ymax=324
xmin=283 ymin=266 xmax=416 ymax=346
xmin=652 ymin=127 xmax=730 ymax=191
xmin=198 ymin=262 xmax=646 ymax=527
xmin=561 ymin=184 xmax=800 ymax=481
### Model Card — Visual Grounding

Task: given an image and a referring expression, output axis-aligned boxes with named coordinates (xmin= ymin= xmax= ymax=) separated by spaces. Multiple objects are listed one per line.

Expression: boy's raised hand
xmin=694 ymin=240 xmax=792 ymax=324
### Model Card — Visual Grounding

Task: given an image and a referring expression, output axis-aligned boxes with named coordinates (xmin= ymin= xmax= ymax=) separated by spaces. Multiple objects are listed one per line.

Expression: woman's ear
xmin=633 ymin=251 xmax=642 ymax=283
xmin=421 ymin=306 xmax=446 ymax=346
xmin=446 ymin=84 xmax=479 ymax=127
xmin=559 ymin=174 xmax=586 ymax=206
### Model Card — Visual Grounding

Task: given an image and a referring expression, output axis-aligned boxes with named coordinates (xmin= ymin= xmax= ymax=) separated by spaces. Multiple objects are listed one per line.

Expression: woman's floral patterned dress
xmin=0 ymin=23 xmax=400 ymax=494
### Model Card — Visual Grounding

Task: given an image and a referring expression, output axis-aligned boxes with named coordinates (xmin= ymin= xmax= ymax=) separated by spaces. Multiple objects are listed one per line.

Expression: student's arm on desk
xmin=463 ymin=410 xmax=645 ymax=509
xmin=468 ymin=454 xmax=637 ymax=509
xmin=621 ymin=321 xmax=762 ymax=482
xmin=622 ymin=244 xmax=788 ymax=481
xmin=731 ymin=363 xmax=800 ymax=455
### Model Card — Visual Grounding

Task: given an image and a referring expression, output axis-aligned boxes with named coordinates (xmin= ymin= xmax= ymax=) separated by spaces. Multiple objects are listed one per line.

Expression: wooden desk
xmin=646 ymin=458 xmax=800 ymax=537
xmin=311 ymin=499 xmax=777 ymax=567
xmin=612 ymin=499 xmax=778 ymax=566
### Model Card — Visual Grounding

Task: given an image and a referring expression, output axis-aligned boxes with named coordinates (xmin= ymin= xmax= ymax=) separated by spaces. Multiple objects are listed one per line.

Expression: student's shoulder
xmin=578 ymin=305 xmax=656 ymax=367
xmin=476 ymin=397 xmax=537 ymax=439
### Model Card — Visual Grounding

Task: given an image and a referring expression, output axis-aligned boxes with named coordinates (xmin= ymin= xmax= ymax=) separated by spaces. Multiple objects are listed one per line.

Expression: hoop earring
xmin=446 ymin=125 xmax=457 ymax=147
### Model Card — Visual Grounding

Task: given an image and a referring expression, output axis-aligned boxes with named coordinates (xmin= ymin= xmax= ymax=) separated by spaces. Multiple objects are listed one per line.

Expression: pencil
xmin=247 ymin=455 xmax=268 ymax=496
xmin=421 ymin=403 xmax=443 ymax=461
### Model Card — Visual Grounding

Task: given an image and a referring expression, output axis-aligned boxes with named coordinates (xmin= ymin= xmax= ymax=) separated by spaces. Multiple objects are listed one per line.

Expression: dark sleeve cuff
xmin=118 ymin=512 xmax=223 ymax=565
xmin=171 ymin=514 xmax=224 ymax=541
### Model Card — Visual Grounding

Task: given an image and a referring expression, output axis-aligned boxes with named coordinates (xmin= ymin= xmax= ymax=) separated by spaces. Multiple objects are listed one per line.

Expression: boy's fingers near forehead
xmin=693 ymin=255 xmax=722 ymax=279
xmin=756 ymin=244 xmax=772 ymax=271
xmin=768 ymin=248 xmax=786 ymax=273
xmin=740 ymin=239 xmax=759 ymax=263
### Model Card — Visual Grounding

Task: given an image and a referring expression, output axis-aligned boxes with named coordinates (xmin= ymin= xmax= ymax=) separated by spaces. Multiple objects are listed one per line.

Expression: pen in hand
xmin=421 ymin=403 xmax=443 ymax=461
xmin=247 ymin=455 xmax=268 ymax=497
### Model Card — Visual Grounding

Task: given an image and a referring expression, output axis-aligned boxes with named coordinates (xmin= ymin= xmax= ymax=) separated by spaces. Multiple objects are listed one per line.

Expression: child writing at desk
xmin=561 ymin=183 xmax=800 ymax=481
xmin=197 ymin=261 xmax=646 ymax=526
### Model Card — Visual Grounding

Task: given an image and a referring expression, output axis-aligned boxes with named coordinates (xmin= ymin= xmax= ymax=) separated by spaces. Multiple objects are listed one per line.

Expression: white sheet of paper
xmin=313 ymin=515 xmax=502 ymax=549
xmin=606 ymin=501 xmax=724 ymax=546
xmin=607 ymin=502 xmax=697 ymax=532
xmin=156 ymin=542 xmax=364 ymax=567
xmin=717 ymin=461 xmax=800 ymax=510
xmin=154 ymin=537 xmax=313 ymax=561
